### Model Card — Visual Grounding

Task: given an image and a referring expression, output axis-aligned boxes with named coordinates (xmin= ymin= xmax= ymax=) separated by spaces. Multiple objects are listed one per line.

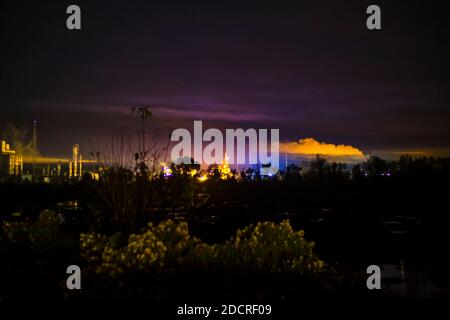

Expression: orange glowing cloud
xmin=280 ymin=138 xmax=366 ymax=162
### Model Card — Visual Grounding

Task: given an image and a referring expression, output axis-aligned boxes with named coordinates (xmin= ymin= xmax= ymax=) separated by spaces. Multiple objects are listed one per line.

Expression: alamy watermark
xmin=66 ymin=265 xmax=81 ymax=290
xmin=366 ymin=265 xmax=381 ymax=289
xmin=170 ymin=121 xmax=279 ymax=175
xmin=66 ymin=5 xmax=81 ymax=30
xmin=66 ymin=5 xmax=380 ymax=31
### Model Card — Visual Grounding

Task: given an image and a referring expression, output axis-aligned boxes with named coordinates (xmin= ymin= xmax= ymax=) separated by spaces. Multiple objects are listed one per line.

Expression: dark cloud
xmin=1 ymin=0 xmax=449 ymax=157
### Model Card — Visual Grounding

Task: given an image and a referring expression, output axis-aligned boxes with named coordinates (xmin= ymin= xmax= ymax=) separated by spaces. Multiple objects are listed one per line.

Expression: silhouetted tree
xmin=305 ymin=155 xmax=328 ymax=182
xmin=285 ymin=164 xmax=302 ymax=182
xmin=362 ymin=156 xmax=387 ymax=177
xmin=132 ymin=105 xmax=152 ymax=174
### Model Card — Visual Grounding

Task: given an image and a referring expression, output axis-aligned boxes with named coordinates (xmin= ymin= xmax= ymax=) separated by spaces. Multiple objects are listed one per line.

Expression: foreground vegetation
xmin=1 ymin=210 xmax=326 ymax=301
xmin=1 ymin=155 xmax=450 ymax=302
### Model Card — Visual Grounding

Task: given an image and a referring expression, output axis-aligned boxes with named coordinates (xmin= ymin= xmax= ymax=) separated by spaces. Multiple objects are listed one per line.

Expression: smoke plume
xmin=280 ymin=137 xmax=366 ymax=162
xmin=1 ymin=123 xmax=39 ymax=157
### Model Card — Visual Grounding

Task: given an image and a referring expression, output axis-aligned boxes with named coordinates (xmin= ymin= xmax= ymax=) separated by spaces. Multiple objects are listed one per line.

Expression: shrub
xmin=220 ymin=220 xmax=323 ymax=274
xmin=80 ymin=219 xmax=323 ymax=278
xmin=81 ymin=167 xmax=199 ymax=234
xmin=2 ymin=209 xmax=62 ymax=255
xmin=80 ymin=220 xmax=215 ymax=277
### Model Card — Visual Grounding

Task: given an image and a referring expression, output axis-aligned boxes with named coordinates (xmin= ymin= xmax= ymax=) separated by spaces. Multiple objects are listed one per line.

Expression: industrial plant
xmin=0 ymin=140 xmax=23 ymax=177
xmin=0 ymin=122 xmax=92 ymax=182
xmin=0 ymin=142 xmax=90 ymax=182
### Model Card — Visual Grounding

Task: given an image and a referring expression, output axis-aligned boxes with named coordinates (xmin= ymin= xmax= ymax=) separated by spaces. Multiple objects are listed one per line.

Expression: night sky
xmin=1 ymin=0 xmax=449 ymax=158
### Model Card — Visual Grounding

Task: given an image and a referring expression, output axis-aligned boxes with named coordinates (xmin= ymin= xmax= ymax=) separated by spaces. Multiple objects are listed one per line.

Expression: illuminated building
xmin=160 ymin=162 xmax=173 ymax=177
xmin=69 ymin=144 xmax=83 ymax=178
xmin=0 ymin=140 xmax=23 ymax=177
xmin=218 ymin=153 xmax=232 ymax=180
xmin=89 ymin=172 xmax=100 ymax=181
xmin=79 ymin=154 xmax=83 ymax=175
xmin=73 ymin=144 xmax=79 ymax=177
xmin=161 ymin=154 xmax=233 ymax=182
xmin=3 ymin=134 xmax=94 ymax=181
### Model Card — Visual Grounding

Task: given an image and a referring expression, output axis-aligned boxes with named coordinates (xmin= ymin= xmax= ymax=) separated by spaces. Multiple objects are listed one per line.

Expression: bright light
xmin=218 ymin=153 xmax=232 ymax=180
xmin=198 ymin=174 xmax=208 ymax=182
xmin=160 ymin=162 xmax=172 ymax=177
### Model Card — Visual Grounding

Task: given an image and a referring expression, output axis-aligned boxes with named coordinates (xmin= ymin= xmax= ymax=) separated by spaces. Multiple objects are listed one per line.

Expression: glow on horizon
xmin=23 ymin=156 xmax=96 ymax=164
xmin=280 ymin=138 xmax=365 ymax=158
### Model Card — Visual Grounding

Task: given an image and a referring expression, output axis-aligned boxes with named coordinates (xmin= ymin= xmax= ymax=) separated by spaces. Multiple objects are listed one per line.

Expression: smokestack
xmin=79 ymin=154 xmax=83 ymax=177
xmin=32 ymin=120 xmax=38 ymax=151
xmin=32 ymin=120 xmax=38 ymax=179
xmin=73 ymin=144 xmax=79 ymax=177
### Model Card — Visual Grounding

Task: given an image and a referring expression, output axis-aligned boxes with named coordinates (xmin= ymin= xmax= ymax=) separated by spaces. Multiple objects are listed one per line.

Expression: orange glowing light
xmin=23 ymin=156 xmax=96 ymax=164
xmin=280 ymin=138 xmax=365 ymax=158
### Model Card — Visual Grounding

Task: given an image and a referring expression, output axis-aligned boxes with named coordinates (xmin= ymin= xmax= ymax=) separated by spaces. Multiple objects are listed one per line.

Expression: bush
xmin=81 ymin=167 xmax=199 ymax=234
xmin=80 ymin=219 xmax=323 ymax=278
xmin=80 ymin=220 xmax=216 ymax=277
xmin=2 ymin=209 xmax=62 ymax=255
xmin=220 ymin=220 xmax=323 ymax=274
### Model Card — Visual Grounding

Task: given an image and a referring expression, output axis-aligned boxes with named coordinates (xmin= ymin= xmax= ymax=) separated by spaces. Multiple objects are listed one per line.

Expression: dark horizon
xmin=1 ymin=0 xmax=449 ymax=159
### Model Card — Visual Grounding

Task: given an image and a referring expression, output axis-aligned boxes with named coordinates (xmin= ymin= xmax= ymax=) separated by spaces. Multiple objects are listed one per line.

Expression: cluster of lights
xmin=160 ymin=154 xmax=235 ymax=183
xmin=161 ymin=163 xmax=172 ymax=177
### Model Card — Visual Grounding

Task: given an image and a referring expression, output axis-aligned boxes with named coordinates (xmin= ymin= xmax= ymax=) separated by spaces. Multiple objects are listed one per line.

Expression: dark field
xmin=1 ymin=156 xmax=450 ymax=306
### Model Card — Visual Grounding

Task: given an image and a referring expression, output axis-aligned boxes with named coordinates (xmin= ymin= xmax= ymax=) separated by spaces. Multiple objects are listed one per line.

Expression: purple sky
xmin=1 ymin=0 xmax=449 ymax=159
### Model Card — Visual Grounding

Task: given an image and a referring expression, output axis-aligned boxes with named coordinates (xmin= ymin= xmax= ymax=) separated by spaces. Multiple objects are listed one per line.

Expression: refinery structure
xmin=0 ymin=122 xmax=283 ymax=183
xmin=0 ymin=121 xmax=229 ymax=183
xmin=0 ymin=121 xmax=91 ymax=182
xmin=69 ymin=144 xmax=83 ymax=178
xmin=1 ymin=136 xmax=237 ymax=183
xmin=0 ymin=140 xmax=23 ymax=176
xmin=0 ymin=140 xmax=89 ymax=182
